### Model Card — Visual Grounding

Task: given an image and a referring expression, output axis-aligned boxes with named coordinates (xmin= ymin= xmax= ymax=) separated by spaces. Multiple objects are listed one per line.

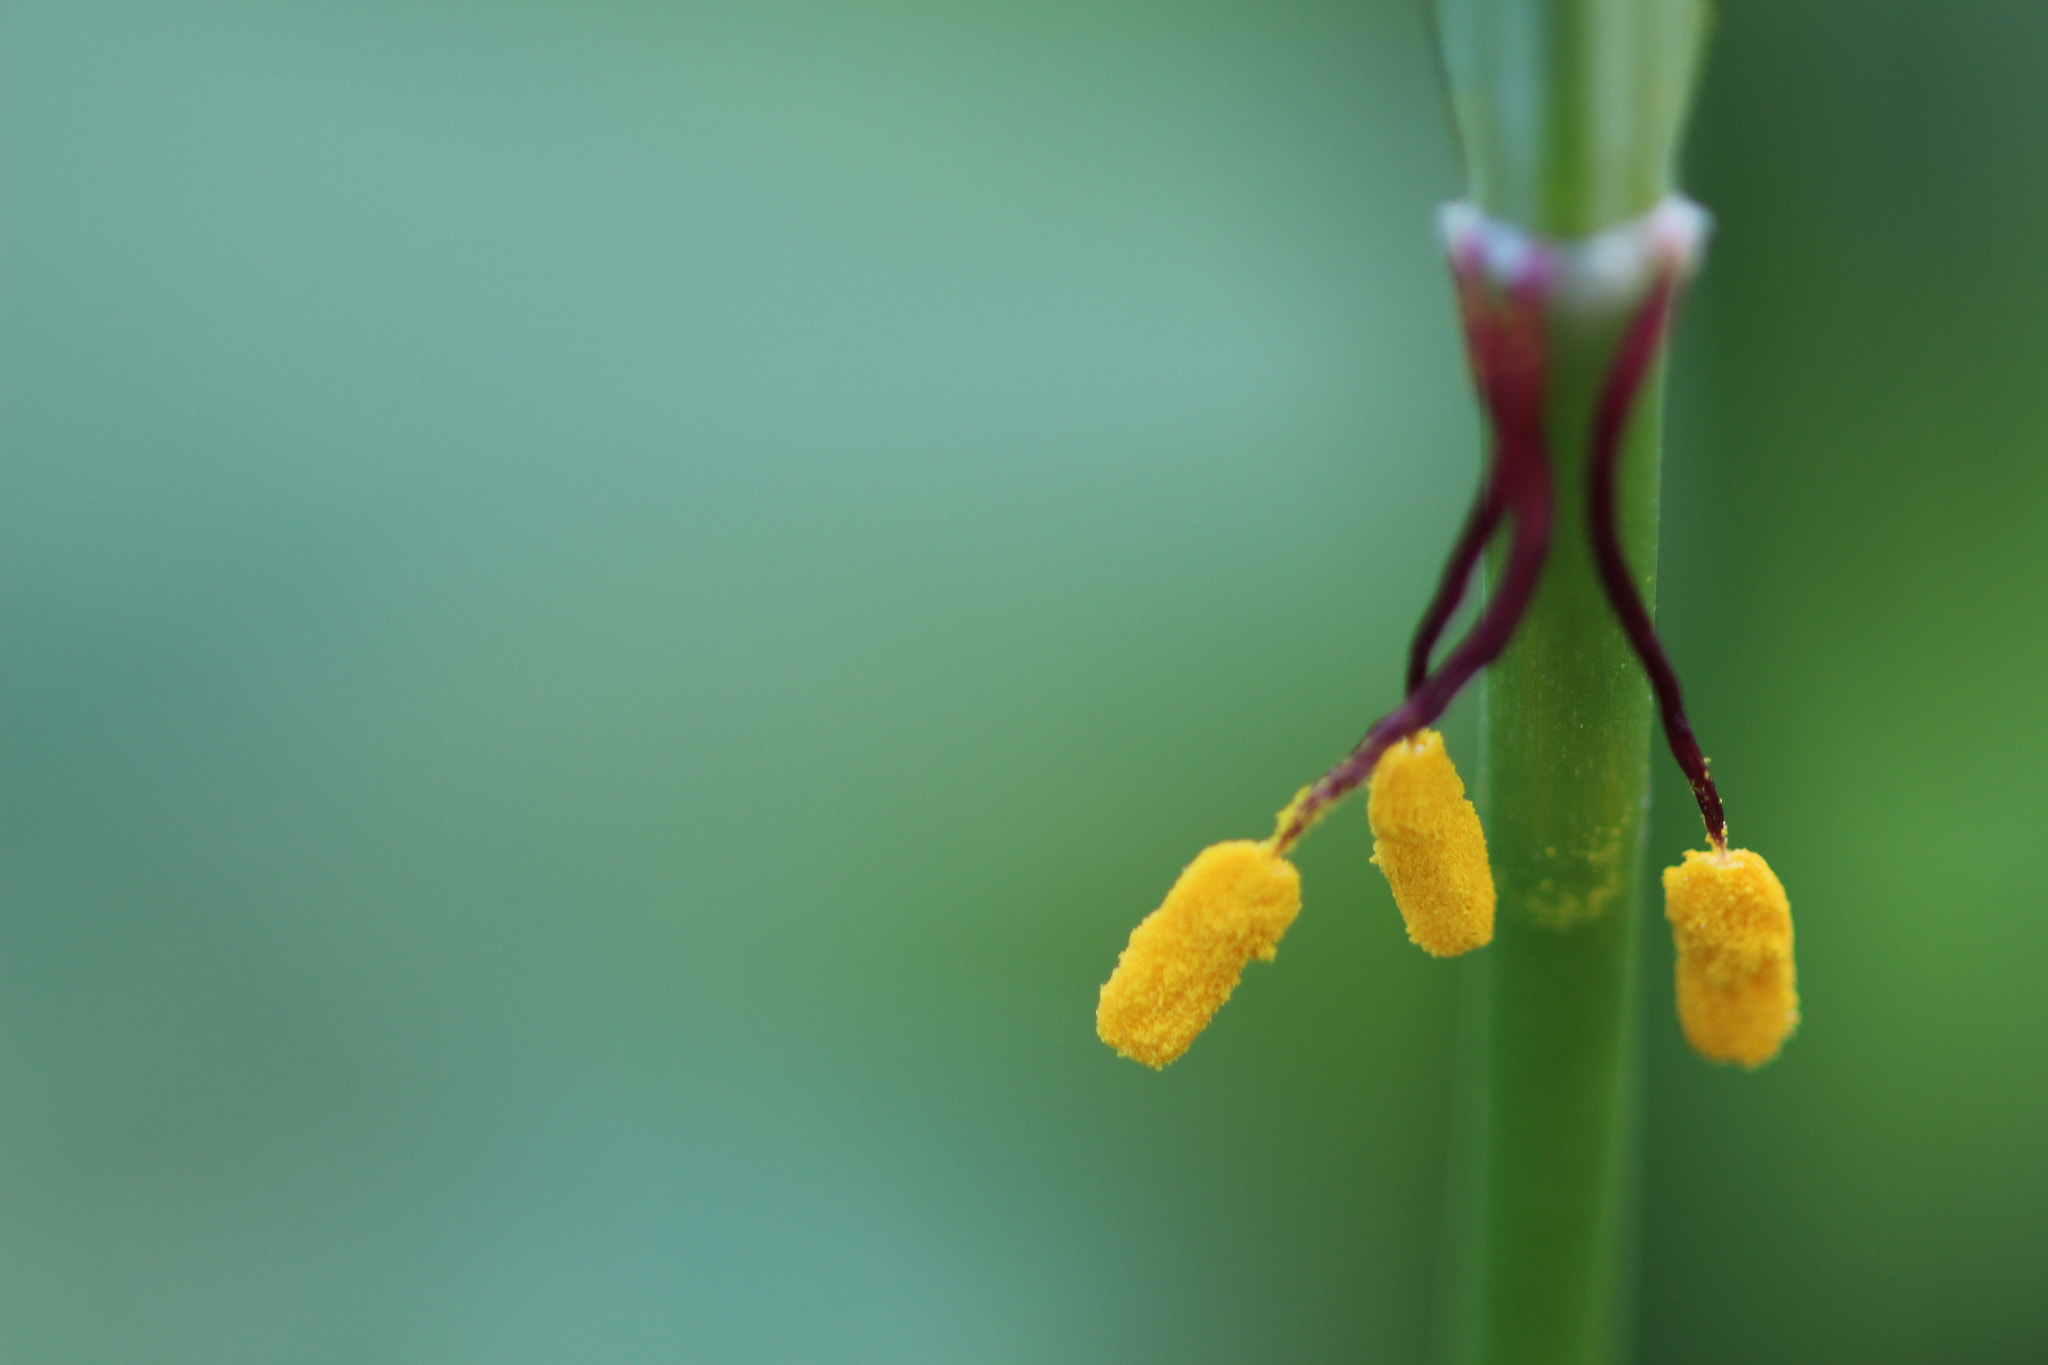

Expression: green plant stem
xmin=1432 ymin=2 xmax=1707 ymax=1363
xmin=1460 ymin=308 xmax=1667 ymax=1365
xmin=1434 ymin=0 xmax=1706 ymax=238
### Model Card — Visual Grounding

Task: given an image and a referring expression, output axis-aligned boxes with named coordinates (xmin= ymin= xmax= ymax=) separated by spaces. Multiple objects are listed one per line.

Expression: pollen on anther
xmin=1367 ymin=729 xmax=1495 ymax=957
xmin=1096 ymin=840 xmax=1301 ymax=1069
xmin=1663 ymin=847 xmax=1798 ymax=1067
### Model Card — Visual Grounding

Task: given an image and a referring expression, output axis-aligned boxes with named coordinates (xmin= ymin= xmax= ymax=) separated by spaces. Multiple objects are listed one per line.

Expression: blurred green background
xmin=3 ymin=0 xmax=2043 ymax=1360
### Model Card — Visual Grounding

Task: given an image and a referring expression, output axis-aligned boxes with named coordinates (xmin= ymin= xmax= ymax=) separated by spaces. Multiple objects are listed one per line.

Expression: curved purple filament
xmin=1585 ymin=274 xmax=1728 ymax=848
xmin=1277 ymin=262 xmax=1554 ymax=852
xmin=1407 ymin=480 xmax=1506 ymax=696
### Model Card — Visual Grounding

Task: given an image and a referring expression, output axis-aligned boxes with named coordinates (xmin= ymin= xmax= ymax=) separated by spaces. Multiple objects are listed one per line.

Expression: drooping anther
xmin=1368 ymin=729 xmax=1495 ymax=956
xmin=1664 ymin=847 xmax=1798 ymax=1066
xmin=1096 ymin=840 xmax=1301 ymax=1068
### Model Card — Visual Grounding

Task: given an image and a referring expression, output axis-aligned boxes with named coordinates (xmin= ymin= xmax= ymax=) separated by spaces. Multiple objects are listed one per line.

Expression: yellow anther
xmin=1663 ymin=847 xmax=1798 ymax=1068
xmin=1367 ymin=729 xmax=1495 ymax=956
xmin=1096 ymin=840 xmax=1302 ymax=1069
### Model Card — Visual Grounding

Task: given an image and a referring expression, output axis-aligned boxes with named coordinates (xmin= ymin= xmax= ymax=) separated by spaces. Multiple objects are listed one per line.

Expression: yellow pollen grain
xmin=1096 ymin=840 xmax=1301 ymax=1069
xmin=1663 ymin=847 xmax=1798 ymax=1068
xmin=1367 ymin=730 xmax=1495 ymax=956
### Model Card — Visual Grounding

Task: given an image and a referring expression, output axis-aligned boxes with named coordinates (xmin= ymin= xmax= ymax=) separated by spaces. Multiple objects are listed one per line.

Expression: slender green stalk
xmin=1432 ymin=2 xmax=1708 ymax=1363
xmin=1434 ymin=0 xmax=1707 ymax=238
xmin=1455 ymin=303 xmax=1667 ymax=1365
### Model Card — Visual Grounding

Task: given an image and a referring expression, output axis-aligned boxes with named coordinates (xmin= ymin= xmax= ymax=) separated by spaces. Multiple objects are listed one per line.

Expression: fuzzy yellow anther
xmin=1367 ymin=729 xmax=1495 ymax=956
xmin=1663 ymin=847 xmax=1798 ymax=1068
xmin=1096 ymin=840 xmax=1302 ymax=1068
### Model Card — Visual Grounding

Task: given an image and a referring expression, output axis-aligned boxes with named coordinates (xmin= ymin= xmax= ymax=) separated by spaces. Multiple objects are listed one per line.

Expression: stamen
xmin=1585 ymin=274 xmax=1728 ymax=849
xmin=1664 ymin=847 xmax=1798 ymax=1067
xmin=1368 ymin=729 xmax=1495 ymax=955
xmin=1096 ymin=839 xmax=1302 ymax=1068
xmin=1276 ymin=257 xmax=1554 ymax=853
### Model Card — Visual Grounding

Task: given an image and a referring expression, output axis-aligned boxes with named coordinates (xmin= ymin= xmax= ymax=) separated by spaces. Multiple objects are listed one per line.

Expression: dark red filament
xmin=1406 ymin=480 xmax=1504 ymax=695
xmin=1586 ymin=273 xmax=1728 ymax=849
xmin=1276 ymin=251 xmax=1554 ymax=851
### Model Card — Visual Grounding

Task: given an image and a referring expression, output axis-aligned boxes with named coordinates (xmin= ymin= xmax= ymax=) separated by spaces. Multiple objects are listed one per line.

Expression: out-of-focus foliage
xmin=0 ymin=1 xmax=2041 ymax=1360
